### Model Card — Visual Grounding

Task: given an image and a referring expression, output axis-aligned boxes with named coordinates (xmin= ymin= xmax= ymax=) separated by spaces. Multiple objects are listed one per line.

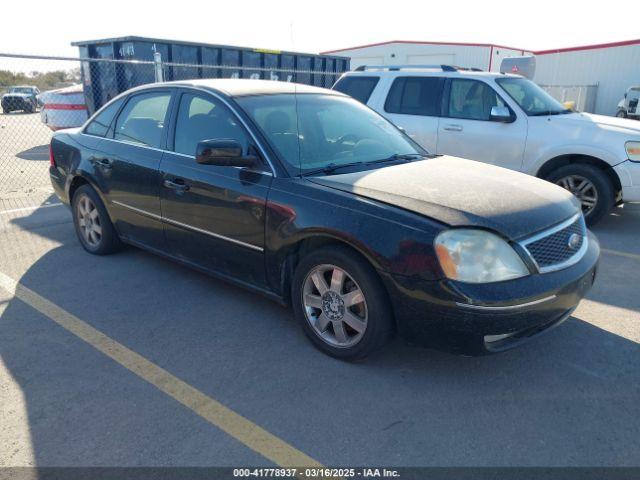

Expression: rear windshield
xmin=332 ymin=76 xmax=380 ymax=104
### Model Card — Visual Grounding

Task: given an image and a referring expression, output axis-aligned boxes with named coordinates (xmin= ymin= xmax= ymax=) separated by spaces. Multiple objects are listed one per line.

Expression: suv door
xmin=96 ymin=89 xmax=173 ymax=250
xmin=160 ymin=90 xmax=272 ymax=286
xmin=380 ymin=76 xmax=444 ymax=152
xmin=437 ymin=78 xmax=527 ymax=171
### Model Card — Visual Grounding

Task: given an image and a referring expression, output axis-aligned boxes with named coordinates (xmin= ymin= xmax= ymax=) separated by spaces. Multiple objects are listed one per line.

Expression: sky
xmin=1 ymin=0 xmax=637 ymax=58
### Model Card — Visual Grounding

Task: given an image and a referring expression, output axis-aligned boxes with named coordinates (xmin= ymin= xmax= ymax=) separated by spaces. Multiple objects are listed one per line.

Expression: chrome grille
xmin=521 ymin=214 xmax=587 ymax=273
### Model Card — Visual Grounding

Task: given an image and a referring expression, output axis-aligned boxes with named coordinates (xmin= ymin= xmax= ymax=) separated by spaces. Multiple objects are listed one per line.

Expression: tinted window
xmin=85 ymin=97 xmax=125 ymax=137
xmin=384 ymin=77 xmax=444 ymax=116
xmin=237 ymin=94 xmax=425 ymax=174
xmin=333 ymin=76 xmax=380 ymax=104
xmin=114 ymin=92 xmax=171 ymax=148
xmin=448 ymin=79 xmax=506 ymax=121
xmin=173 ymin=93 xmax=249 ymax=156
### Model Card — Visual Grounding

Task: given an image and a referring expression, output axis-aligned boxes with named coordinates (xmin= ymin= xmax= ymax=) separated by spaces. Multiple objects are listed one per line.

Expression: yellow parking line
xmin=0 ymin=270 xmax=322 ymax=469
xmin=601 ymin=248 xmax=640 ymax=262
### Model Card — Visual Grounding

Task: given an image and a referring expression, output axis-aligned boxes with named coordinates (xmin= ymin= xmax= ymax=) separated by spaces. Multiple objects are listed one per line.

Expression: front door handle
xmin=443 ymin=124 xmax=463 ymax=132
xmin=163 ymin=178 xmax=190 ymax=193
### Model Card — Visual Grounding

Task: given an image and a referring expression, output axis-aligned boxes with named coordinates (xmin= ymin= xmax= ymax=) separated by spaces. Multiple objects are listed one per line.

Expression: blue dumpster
xmin=72 ymin=36 xmax=349 ymax=114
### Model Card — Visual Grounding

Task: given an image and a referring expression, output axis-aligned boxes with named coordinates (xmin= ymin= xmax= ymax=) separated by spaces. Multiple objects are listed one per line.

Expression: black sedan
xmin=49 ymin=79 xmax=599 ymax=359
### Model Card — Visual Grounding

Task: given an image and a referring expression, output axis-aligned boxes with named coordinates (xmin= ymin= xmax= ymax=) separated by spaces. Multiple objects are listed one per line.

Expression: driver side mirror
xmin=490 ymin=106 xmax=515 ymax=123
xmin=196 ymin=139 xmax=257 ymax=168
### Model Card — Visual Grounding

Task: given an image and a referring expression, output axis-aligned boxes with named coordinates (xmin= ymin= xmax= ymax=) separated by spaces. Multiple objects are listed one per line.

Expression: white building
xmin=322 ymin=39 xmax=640 ymax=116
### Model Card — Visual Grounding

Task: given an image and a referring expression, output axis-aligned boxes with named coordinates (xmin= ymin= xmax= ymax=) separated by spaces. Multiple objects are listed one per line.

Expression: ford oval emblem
xmin=567 ymin=233 xmax=582 ymax=250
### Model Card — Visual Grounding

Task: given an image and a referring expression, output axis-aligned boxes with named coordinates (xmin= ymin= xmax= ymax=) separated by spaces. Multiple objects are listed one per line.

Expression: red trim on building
xmin=321 ymin=38 xmax=640 ymax=56
xmin=44 ymin=103 xmax=87 ymax=110
xmin=534 ymin=38 xmax=640 ymax=55
xmin=320 ymin=40 xmax=530 ymax=55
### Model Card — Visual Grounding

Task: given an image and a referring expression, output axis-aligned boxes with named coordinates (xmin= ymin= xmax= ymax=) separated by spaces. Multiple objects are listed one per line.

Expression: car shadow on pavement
xmin=0 ymin=198 xmax=638 ymax=466
xmin=16 ymin=145 xmax=49 ymax=161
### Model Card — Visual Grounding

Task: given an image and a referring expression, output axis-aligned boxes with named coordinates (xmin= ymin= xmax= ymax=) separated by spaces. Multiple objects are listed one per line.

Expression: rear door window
xmin=384 ymin=77 xmax=444 ymax=116
xmin=447 ymin=79 xmax=506 ymax=121
xmin=333 ymin=76 xmax=380 ymax=104
xmin=114 ymin=92 xmax=172 ymax=148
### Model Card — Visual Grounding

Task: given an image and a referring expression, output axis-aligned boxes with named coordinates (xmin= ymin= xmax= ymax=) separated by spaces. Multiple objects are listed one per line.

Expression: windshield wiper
xmin=530 ymin=109 xmax=572 ymax=117
xmin=364 ymin=153 xmax=425 ymax=165
xmin=302 ymin=153 xmax=425 ymax=177
xmin=302 ymin=161 xmax=364 ymax=176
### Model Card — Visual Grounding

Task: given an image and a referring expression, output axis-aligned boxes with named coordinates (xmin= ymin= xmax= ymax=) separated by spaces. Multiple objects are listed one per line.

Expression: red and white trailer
xmin=39 ymin=84 xmax=88 ymax=131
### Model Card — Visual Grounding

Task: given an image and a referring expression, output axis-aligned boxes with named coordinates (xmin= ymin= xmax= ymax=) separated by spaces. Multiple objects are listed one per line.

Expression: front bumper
xmin=382 ymin=231 xmax=600 ymax=355
xmin=614 ymin=160 xmax=640 ymax=202
xmin=2 ymin=97 xmax=31 ymax=111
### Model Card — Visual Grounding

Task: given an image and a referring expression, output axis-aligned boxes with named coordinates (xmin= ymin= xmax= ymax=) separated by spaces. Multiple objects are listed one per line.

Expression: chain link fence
xmin=0 ymin=52 xmax=342 ymax=205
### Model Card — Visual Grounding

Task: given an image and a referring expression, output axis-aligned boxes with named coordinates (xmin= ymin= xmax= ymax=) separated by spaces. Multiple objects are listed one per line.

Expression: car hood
xmin=555 ymin=112 xmax=640 ymax=135
xmin=309 ymin=156 xmax=580 ymax=240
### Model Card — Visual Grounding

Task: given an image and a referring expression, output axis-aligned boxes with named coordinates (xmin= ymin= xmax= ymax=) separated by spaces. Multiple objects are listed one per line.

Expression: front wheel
xmin=292 ymin=245 xmax=394 ymax=360
xmin=72 ymin=185 xmax=122 ymax=255
xmin=546 ymin=164 xmax=614 ymax=226
xmin=616 ymin=110 xmax=627 ymax=118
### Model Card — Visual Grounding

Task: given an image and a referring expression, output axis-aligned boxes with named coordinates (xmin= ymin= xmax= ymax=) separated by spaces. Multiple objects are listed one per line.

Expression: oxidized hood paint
xmin=310 ymin=156 xmax=580 ymax=240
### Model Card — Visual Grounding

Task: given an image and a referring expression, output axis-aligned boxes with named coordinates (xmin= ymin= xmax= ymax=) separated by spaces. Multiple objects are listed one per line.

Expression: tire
xmin=545 ymin=163 xmax=614 ymax=226
xmin=291 ymin=245 xmax=394 ymax=360
xmin=72 ymin=185 xmax=122 ymax=255
xmin=616 ymin=110 xmax=627 ymax=118
xmin=25 ymin=102 xmax=35 ymax=113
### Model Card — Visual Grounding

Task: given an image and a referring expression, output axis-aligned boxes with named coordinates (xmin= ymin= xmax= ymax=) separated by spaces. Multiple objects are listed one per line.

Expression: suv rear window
xmin=384 ymin=77 xmax=444 ymax=116
xmin=333 ymin=76 xmax=379 ymax=104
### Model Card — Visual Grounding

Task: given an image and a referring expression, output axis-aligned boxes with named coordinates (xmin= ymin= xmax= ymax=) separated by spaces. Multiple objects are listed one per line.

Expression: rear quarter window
xmin=84 ymin=97 xmax=125 ymax=137
xmin=333 ymin=76 xmax=380 ymax=104
xmin=384 ymin=77 xmax=444 ymax=116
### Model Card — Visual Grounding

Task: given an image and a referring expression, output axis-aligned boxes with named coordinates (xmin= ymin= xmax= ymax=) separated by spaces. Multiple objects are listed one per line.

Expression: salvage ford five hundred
xmin=49 ymin=80 xmax=600 ymax=359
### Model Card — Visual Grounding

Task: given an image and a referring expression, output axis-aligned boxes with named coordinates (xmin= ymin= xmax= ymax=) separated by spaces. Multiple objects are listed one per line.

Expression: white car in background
xmin=38 ymin=84 xmax=88 ymax=131
xmin=333 ymin=66 xmax=640 ymax=225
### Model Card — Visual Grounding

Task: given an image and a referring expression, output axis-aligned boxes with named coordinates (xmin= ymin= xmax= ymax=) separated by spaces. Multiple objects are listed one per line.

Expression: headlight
xmin=626 ymin=141 xmax=640 ymax=161
xmin=434 ymin=229 xmax=529 ymax=283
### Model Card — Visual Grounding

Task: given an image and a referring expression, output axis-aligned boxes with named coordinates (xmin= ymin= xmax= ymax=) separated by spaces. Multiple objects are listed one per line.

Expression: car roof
xmin=146 ymin=79 xmax=346 ymax=97
xmin=341 ymin=69 xmax=518 ymax=79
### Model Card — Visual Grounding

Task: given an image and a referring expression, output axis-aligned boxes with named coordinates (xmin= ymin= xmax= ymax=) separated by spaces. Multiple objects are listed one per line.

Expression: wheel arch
xmin=278 ymin=233 xmax=392 ymax=309
xmin=536 ymin=154 xmax=622 ymax=196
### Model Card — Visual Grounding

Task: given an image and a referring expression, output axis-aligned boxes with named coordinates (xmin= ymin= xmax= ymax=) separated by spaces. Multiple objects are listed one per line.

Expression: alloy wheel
xmin=76 ymin=194 xmax=102 ymax=247
xmin=556 ymin=174 xmax=598 ymax=216
xmin=302 ymin=264 xmax=368 ymax=348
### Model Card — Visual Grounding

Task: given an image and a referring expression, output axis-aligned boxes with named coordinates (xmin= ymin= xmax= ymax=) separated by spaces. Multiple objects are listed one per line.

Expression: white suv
xmin=333 ymin=66 xmax=640 ymax=225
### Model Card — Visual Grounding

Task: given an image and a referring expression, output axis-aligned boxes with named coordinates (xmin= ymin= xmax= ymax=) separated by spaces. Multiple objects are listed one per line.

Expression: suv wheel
xmin=72 ymin=185 xmax=122 ymax=255
xmin=546 ymin=164 xmax=614 ymax=226
xmin=292 ymin=245 xmax=394 ymax=360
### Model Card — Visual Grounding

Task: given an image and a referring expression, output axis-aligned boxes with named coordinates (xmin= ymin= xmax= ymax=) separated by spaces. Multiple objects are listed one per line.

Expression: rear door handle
xmin=163 ymin=178 xmax=190 ymax=193
xmin=90 ymin=156 xmax=113 ymax=169
xmin=443 ymin=124 xmax=463 ymax=132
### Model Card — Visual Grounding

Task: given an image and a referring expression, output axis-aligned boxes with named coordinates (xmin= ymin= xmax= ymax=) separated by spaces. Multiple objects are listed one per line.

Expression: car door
xmin=96 ymin=89 xmax=173 ymax=250
xmin=378 ymin=76 xmax=444 ymax=153
xmin=436 ymin=78 xmax=527 ymax=171
xmin=159 ymin=89 xmax=272 ymax=286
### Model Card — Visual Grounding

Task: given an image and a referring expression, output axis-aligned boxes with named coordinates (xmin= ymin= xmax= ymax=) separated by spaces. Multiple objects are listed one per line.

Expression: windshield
xmin=496 ymin=77 xmax=571 ymax=116
xmin=9 ymin=87 xmax=33 ymax=94
xmin=236 ymin=93 xmax=425 ymax=175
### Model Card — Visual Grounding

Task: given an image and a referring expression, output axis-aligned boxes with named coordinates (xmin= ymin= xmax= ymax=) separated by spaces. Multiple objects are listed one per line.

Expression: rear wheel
xmin=72 ymin=185 xmax=122 ymax=255
xmin=546 ymin=163 xmax=614 ymax=226
xmin=292 ymin=245 xmax=394 ymax=360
